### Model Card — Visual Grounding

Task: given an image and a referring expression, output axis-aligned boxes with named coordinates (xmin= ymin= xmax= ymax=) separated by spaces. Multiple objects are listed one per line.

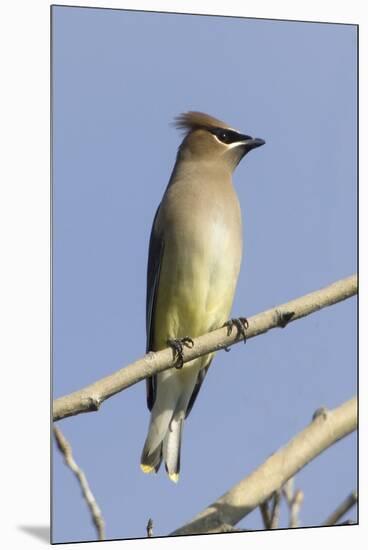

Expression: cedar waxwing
xmin=140 ymin=112 xmax=265 ymax=482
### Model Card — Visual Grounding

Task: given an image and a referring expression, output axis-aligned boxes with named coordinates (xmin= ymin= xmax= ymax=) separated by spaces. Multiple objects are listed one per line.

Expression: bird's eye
xmin=211 ymin=127 xmax=242 ymax=144
xmin=217 ymin=130 xmax=232 ymax=144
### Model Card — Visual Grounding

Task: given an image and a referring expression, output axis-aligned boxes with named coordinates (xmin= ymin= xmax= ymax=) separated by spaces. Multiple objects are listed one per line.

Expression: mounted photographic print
xmin=51 ymin=4 xmax=358 ymax=544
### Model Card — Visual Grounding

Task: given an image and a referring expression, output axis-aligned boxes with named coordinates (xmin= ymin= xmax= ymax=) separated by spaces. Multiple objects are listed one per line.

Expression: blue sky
xmin=52 ymin=6 xmax=357 ymax=543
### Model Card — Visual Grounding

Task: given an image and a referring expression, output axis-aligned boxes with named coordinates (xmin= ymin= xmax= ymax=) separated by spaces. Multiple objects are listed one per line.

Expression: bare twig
xmin=53 ymin=275 xmax=357 ymax=421
xmin=323 ymin=491 xmax=358 ymax=526
xmin=146 ymin=518 xmax=153 ymax=537
xmin=269 ymin=490 xmax=282 ymax=529
xmin=260 ymin=489 xmax=281 ymax=529
xmin=259 ymin=501 xmax=271 ymax=529
xmin=289 ymin=490 xmax=304 ymax=528
xmin=171 ymin=397 xmax=357 ymax=536
xmin=53 ymin=426 xmax=105 ymax=540
xmin=282 ymin=478 xmax=304 ymax=527
xmin=282 ymin=477 xmax=294 ymax=502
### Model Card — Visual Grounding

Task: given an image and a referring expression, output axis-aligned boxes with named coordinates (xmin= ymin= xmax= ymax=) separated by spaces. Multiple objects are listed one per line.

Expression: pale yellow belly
xmin=152 ymin=235 xmax=240 ymax=359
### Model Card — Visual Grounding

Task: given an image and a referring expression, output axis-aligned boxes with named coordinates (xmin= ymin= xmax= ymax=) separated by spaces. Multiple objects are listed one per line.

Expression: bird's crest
xmin=174 ymin=111 xmax=232 ymax=134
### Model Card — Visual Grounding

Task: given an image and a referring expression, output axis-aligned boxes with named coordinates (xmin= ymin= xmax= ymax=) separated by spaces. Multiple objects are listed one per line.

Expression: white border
xmin=1 ymin=1 xmax=365 ymax=549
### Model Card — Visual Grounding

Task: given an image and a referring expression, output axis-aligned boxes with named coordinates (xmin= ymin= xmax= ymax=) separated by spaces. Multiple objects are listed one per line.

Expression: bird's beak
xmin=242 ymin=137 xmax=266 ymax=152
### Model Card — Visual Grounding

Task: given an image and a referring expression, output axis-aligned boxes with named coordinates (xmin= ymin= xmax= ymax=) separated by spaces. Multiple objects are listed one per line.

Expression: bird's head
xmin=174 ymin=111 xmax=265 ymax=171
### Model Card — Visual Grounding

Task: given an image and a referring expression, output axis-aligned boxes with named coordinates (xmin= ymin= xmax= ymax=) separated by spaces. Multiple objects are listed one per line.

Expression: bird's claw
xmin=224 ymin=317 xmax=249 ymax=344
xmin=167 ymin=336 xmax=194 ymax=369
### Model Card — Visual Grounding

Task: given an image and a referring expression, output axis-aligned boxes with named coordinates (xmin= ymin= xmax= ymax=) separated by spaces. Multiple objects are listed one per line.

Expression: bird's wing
xmin=145 ymin=205 xmax=164 ymax=411
xmin=185 ymin=362 xmax=212 ymax=418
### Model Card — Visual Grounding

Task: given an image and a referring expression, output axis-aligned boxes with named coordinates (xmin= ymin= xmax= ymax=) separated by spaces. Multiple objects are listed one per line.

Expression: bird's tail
xmin=140 ymin=406 xmax=172 ymax=475
xmin=140 ymin=442 xmax=163 ymax=474
xmin=140 ymin=412 xmax=184 ymax=483
xmin=163 ymin=415 xmax=184 ymax=482
xmin=140 ymin=372 xmax=194 ymax=482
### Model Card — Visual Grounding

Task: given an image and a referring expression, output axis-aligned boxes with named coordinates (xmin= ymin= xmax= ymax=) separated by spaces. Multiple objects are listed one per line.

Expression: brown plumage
xmin=174 ymin=111 xmax=235 ymax=134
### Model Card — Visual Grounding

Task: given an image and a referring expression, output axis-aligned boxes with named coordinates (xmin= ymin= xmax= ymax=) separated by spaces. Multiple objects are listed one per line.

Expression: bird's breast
xmin=153 ymin=180 xmax=242 ymax=347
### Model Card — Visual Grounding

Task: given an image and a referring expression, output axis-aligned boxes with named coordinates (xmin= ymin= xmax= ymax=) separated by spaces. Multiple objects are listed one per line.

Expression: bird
xmin=140 ymin=111 xmax=265 ymax=482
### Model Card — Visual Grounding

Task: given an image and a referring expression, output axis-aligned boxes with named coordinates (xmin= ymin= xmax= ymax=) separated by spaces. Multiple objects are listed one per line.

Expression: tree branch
xmin=53 ymin=426 xmax=105 ymax=540
xmin=53 ymin=274 xmax=357 ymax=421
xmin=322 ymin=491 xmax=358 ymax=526
xmin=282 ymin=479 xmax=304 ymax=528
xmin=170 ymin=397 xmax=357 ymax=536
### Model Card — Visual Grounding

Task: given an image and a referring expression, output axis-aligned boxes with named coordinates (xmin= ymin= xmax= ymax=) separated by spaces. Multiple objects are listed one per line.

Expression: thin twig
xmin=171 ymin=397 xmax=357 ymax=536
xmin=269 ymin=490 xmax=282 ymax=529
xmin=289 ymin=490 xmax=304 ymax=528
xmin=259 ymin=501 xmax=271 ymax=529
xmin=323 ymin=491 xmax=358 ymax=526
xmin=146 ymin=518 xmax=153 ymax=537
xmin=53 ymin=426 xmax=105 ymax=540
xmin=53 ymin=275 xmax=357 ymax=421
xmin=282 ymin=478 xmax=304 ymax=528
xmin=282 ymin=477 xmax=294 ymax=503
xmin=260 ymin=490 xmax=281 ymax=529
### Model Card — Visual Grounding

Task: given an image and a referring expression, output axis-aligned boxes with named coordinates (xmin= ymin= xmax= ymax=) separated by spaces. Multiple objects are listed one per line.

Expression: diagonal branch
xmin=53 ymin=274 xmax=357 ymax=422
xmin=170 ymin=397 xmax=357 ymax=536
xmin=322 ymin=491 xmax=358 ymax=526
xmin=53 ymin=427 xmax=106 ymax=541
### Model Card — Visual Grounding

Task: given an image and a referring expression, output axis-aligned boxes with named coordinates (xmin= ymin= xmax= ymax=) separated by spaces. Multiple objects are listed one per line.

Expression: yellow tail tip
xmin=169 ymin=472 xmax=179 ymax=483
xmin=141 ymin=463 xmax=155 ymax=474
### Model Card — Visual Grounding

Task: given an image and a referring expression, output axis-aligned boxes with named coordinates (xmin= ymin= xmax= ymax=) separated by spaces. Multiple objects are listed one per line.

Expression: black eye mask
xmin=209 ymin=127 xmax=252 ymax=145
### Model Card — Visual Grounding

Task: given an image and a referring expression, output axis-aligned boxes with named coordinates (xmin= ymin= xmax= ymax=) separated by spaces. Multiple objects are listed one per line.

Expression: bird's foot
xmin=224 ymin=317 xmax=249 ymax=344
xmin=167 ymin=336 xmax=194 ymax=369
